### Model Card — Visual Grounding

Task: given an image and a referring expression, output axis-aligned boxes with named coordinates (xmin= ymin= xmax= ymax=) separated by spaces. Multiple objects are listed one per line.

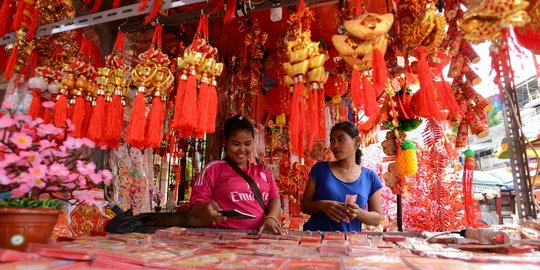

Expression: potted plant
xmin=0 ymin=101 xmax=112 ymax=251
xmin=150 ymin=188 xmax=163 ymax=212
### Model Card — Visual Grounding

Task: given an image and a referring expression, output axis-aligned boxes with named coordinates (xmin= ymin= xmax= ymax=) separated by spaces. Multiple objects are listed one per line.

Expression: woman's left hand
xmin=345 ymin=202 xmax=361 ymax=221
xmin=258 ymin=216 xmax=286 ymax=235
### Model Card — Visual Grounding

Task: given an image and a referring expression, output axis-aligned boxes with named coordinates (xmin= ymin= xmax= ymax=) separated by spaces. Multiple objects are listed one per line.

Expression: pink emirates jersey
xmin=189 ymin=160 xmax=280 ymax=230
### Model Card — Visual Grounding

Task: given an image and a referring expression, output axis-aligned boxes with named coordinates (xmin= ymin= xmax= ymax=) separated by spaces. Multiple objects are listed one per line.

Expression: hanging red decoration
xmin=265 ymin=85 xmax=289 ymax=116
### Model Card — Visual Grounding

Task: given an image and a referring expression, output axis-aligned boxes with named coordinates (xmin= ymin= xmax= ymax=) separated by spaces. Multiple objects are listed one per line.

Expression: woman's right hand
xmin=206 ymin=201 xmax=227 ymax=223
xmin=319 ymin=200 xmax=348 ymax=223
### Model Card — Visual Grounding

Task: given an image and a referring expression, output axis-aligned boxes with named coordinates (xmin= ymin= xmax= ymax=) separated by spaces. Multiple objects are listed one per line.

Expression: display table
xmin=1 ymin=227 xmax=539 ymax=269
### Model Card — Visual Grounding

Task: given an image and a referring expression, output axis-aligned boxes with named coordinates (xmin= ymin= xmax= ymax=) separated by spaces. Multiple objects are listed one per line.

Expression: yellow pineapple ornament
xmin=396 ymin=140 xmax=418 ymax=176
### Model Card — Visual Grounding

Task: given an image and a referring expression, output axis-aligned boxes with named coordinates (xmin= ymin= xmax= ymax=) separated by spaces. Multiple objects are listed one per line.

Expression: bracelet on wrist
xmin=264 ymin=215 xmax=280 ymax=224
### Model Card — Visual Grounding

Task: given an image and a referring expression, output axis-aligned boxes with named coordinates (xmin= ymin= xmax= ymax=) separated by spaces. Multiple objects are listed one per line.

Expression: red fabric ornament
xmin=28 ymin=90 xmax=42 ymax=119
xmin=371 ymin=48 xmax=388 ymax=94
xmin=112 ymin=0 xmax=121 ymax=8
xmin=171 ymin=74 xmax=187 ymax=129
xmin=324 ymin=75 xmax=348 ymax=98
xmin=224 ymin=0 xmax=237 ymax=23
xmin=26 ymin=3 xmax=40 ymax=41
xmin=145 ymin=0 xmax=163 ymax=24
xmin=4 ymin=44 xmax=18 ymax=80
xmin=350 ymin=68 xmax=362 ymax=109
xmin=514 ymin=25 xmax=540 ymax=55
xmin=53 ymin=93 xmax=68 ymax=127
xmin=264 ymin=85 xmax=289 ymax=116
xmin=87 ymin=94 xmax=106 ymax=146
xmin=0 ymin=0 xmax=11 ymax=36
xmin=410 ymin=46 xmax=442 ymax=119
xmin=90 ymin=0 xmax=102 ymax=13
xmin=125 ymin=91 xmax=146 ymax=149
xmin=362 ymin=75 xmax=379 ymax=118
xmin=195 ymin=81 xmax=212 ymax=135
xmin=70 ymin=95 xmax=86 ymax=138
xmin=106 ymin=95 xmax=124 ymax=149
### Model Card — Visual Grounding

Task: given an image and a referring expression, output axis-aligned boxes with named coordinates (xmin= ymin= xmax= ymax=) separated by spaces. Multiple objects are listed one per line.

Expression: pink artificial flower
xmin=15 ymin=114 xmax=32 ymax=124
xmin=66 ymin=119 xmax=75 ymax=132
xmin=10 ymin=132 xmax=33 ymax=149
xmin=0 ymin=170 xmax=10 ymax=185
xmin=29 ymin=176 xmax=46 ymax=189
xmin=48 ymin=163 xmax=70 ymax=178
xmin=36 ymin=123 xmax=63 ymax=136
xmin=88 ymin=172 xmax=102 ymax=185
xmin=42 ymin=101 xmax=55 ymax=109
xmin=39 ymin=139 xmax=57 ymax=151
xmin=2 ymin=101 xmax=12 ymax=110
xmin=64 ymin=136 xmax=82 ymax=149
xmin=100 ymin=170 xmax=113 ymax=185
xmin=27 ymin=164 xmax=47 ymax=180
xmin=10 ymin=183 xmax=31 ymax=198
xmin=0 ymin=115 xmax=15 ymax=128
xmin=45 ymin=186 xmax=60 ymax=191
xmin=19 ymin=151 xmax=43 ymax=165
xmin=28 ymin=118 xmax=44 ymax=128
xmin=80 ymin=138 xmax=95 ymax=148
xmin=76 ymin=160 xmax=96 ymax=176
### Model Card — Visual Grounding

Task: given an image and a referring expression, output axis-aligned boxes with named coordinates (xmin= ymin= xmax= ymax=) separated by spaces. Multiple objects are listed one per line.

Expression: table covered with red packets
xmin=1 ymin=227 xmax=539 ymax=269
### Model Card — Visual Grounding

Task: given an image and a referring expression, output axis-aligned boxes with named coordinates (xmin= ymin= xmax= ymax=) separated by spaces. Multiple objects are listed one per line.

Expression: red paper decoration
xmin=265 ymin=85 xmax=290 ymax=116
xmin=324 ymin=75 xmax=348 ymax=98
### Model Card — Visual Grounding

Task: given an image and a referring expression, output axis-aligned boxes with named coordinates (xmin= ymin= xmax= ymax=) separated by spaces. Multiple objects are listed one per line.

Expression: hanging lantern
xmin=324 ymin=75 xmax=348 ymax=103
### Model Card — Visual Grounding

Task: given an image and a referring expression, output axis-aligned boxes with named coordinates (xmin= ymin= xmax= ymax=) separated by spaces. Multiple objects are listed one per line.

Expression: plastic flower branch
xmin=0 ymin=101 xmax=112 ymax=208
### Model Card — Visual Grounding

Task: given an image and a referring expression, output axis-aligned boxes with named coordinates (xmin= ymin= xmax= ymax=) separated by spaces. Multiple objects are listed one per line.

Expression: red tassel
xmin=70 ymin=95 xmax=86 ymax=138
xmin=362 ymin=76 xmax=379 ymax=118
xmin=90 ymin=0 xmax=102 ymax=13
xmin=12 ymin=0 xmax=25 ymax=31
xmin=138 ymin=0 xmax=149 ymax=12
xmin=413 ymin=46 xmax=441 ymax=119
xmin=297 ymin=83 xmax=306 ymax=159
xmin=145 ymin=0 xmax=163 ymax=25
xmin=207 ymin=83 xmax=218 ymax=134
xmin=41 ymin=106 xmax=51 ymax=124
xmin=307 ymin=90 xmax=318 ymax=151
xmin=5 ymin=44 xmax=18 ymax=80
xmin=81 ymin=99 xmax=92 ymax=138
xmin=171 ymin=75 xmax=186 ymax=129
xmin=112 ymin=0 xmax=121 ymax=8
xmin=371 ymin=48 xmax=388 ymax=95
xmin=224 ymin=0 xmax=237 ymax=24
xmin=87 ymin=95 xmax=106 ymax=145
xmin=144 ymin=96 xmax=165 ymax=148
xmin=113 ymin=32 xmax=125 ymax=52
xmin=28 ymin=90 xmax=42 ymax=119
xmin=195 ymin=82 xmax=211 ymax=135
xmin=317 ymin=88 xmax=326 ymax=140
xmin=178 ymin=74 xmax=197 ymax=137
xmin=289 ymin=83 xmax=300 ymax=155
xmin=26 ymin=4 xmax=40 ymax=40
xmin=350 ymin=67 xmax=362 ymax=109
xmin=106 ymin=95 xmax=124 ymax=149
xmin=125 ymin=91 xmax=146 ymax=149
xmin=53 ymin=93 xmax=68 ymax=127
xmin=354 ymin=0 xmax=364 ymax=16
xmin=0 ymin=0 xmax=11 ymax=36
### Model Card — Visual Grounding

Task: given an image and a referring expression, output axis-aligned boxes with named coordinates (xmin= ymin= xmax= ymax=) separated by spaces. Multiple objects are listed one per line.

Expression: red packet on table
xmin=281 ymin=259 xmax=341 ymax=270
xmin=0 ymin=249 xmax=37 ymax=262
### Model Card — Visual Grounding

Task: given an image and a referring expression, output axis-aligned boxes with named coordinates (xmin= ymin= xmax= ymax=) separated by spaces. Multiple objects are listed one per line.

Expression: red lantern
xmin=265 ymin=85 xmax=289 ymax=116
xmin=324 ymin=75 xmax=348 ymax=98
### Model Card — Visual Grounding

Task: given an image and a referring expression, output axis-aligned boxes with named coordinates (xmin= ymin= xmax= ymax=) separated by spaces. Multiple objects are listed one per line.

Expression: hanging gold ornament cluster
xmin=460 ymin=0 xmax=530 ymax=43
xmin=401 ymin=4 xmax=447 ymax=53
xmin=126 ymin=24 xmax=174 ymax=149
xmin=172 ymin=14 xmax=224 ymax=139
xmin=283 ymin=0 xmax=329 ymax=158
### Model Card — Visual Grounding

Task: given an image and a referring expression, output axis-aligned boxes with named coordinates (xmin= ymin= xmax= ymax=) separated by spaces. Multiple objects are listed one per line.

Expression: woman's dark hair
xmin=224 ymin=115 xmax=254 ymax=140
xmin=331 ymin=121 xmax=362 ymax=165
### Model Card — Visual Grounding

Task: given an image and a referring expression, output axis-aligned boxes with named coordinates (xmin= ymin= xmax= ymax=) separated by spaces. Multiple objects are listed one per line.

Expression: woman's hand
xmin=320 ymin=200 xmax=348 ymax=223
xmin=206 ymin=201 xmax=227 ymax=223
xmin=258 ymin=216 xmax=286 ymax=235
xmin=345 ymin=202 xmax=361 ymax=221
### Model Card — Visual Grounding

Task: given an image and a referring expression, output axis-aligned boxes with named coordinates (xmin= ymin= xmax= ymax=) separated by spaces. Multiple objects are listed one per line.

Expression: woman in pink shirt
xmin=190 ymin=115 xmax=284 ymax=235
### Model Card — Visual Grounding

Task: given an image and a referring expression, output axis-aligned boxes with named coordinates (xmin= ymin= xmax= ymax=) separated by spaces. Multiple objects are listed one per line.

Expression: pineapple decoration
xmin=395 ymin=140 xmax=418 ymax=177
xmin=283 ymin=0 xmax=329 ymax=158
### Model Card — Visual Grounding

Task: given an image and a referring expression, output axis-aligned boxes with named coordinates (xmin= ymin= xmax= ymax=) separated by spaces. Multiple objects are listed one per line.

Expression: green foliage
xmin=0 ymin=198 xmax=62 ymax=209
xmin=486 ymin=107 xmax=502 ymax=127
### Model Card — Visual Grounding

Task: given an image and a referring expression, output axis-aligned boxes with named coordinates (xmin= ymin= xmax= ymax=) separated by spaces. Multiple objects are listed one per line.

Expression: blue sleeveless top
xmin=303 ymin=162 xmax=383 ymax=232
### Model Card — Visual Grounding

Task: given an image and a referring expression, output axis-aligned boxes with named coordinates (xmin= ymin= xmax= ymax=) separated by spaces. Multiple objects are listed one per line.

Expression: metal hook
xmin=201 ymin=0 xmax=208 ymax=14
xmin=118 ymin=18 xmax=129 ymax=32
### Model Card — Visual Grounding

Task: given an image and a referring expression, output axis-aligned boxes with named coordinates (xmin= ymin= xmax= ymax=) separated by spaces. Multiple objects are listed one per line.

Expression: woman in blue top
xmin=301 ymin=122 xmax=383 ymax=232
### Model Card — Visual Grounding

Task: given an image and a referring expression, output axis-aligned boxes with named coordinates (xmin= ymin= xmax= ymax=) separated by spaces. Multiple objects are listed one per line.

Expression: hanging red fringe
xmin=171 ymin=75 xmax=186 ymax=129
xmin=112 ymin=0 xmax=121 ymax=8
xmin=289 ymin=84 xmax=300 ymax=156
xmin=317 ymin=88 xmax=326 ymax=140
xmin=28 ymin=90 xmax=42 ymax=119
xmin=195 ymin=81 xmax=211 ymax=135
xmin=0 ymin=0 xmax=11 ymax=36
xmin=106 ymin=94 xmax=124 ymax=149
xmin=435 ymin=80 xmax=461 ymax=118
xmin=350 ymin=67 xmax=362 ymax=109
xmin=462 ymin=150 xmax=484 ymax=227
xmin=87 ymin=94 xmax=106 ymax=145
xmin=371 ymin=48 xmax=388 ymax=95
xmin=82 ymin=98 xmax=92 ymax=138
xmin=41 ymin=106 xmax=52 ymax=124
xmin=125 ymin=91 xmax=146 ymax=149
xmin=12 ymin=0 xmax=25 ymax=31
xmin=70 ymin=95 xmax=86 ymax=138
xmin=114 ymin=32 xmax=125 ymax=52
xmin=145 ymin=0 xmax=163 ymax=24
xmin=297 ymin=84 xmax=306 ymax=159
xmin=144 ymin=95 xmax=165 ymax=148
xmin=178 ymin=73 xmax=197 ymax=136
xmin=138 ymin=0 xmax=149 ymax=12
xmin=206 ymin=83 xmax=218 ymax=134
xmin=4 ymin=44 xmax=18 ymax=80
xmin=306 ymin=89 xmax=318 ymax=151
xmin=90 ymin=0 xmax=102 ymax=13
xmin=412 ymin=46 xmax=442 ymax=119
xmin=362 ymin=76 xmax=379 ymax=118
xmin=53 ymin=94 xmax=68 ymax=127
xmin=224 ymin=0 xmax=237 ymax=24
xmin=26 ymin=4 xmax=40 ymax=41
